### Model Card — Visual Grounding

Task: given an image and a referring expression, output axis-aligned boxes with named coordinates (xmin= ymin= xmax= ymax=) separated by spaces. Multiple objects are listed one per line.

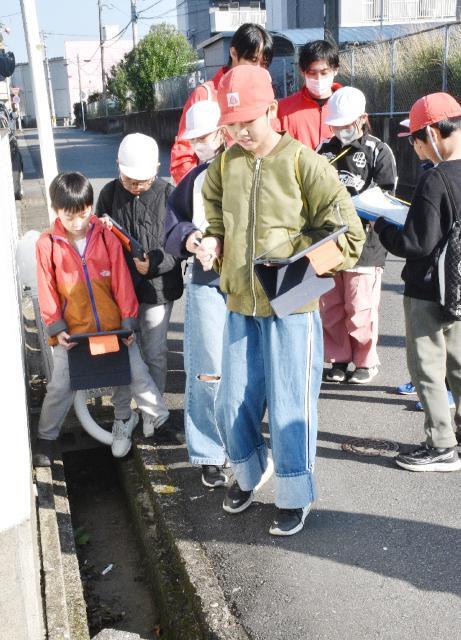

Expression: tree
xmin=108 ymin=23 xmax=197 ymax=111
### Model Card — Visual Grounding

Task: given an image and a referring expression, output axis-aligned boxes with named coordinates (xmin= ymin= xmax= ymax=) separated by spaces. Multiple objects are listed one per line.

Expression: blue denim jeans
xmin=184 ymin=280 xmax=227 ymax=465
xmin=216 ymin=310 xmax=323 ymax=508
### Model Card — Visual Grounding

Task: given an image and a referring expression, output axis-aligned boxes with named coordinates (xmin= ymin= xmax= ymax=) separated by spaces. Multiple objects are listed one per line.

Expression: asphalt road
xmin=22 ymin=127 xmax=461 ymax=640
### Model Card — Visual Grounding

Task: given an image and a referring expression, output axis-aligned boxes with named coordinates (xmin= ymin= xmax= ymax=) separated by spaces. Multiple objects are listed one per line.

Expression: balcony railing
xmin=209 ymin=8 xmax=266 ymax=31
xmin=362 ymin=0 xmax=456 ymax=22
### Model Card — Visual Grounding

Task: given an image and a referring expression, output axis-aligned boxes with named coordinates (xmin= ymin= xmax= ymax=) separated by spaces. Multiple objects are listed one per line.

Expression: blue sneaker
xmin=397 ymin=382 xmax=416 ymax=395
xmin=415 ymin=390 xmax=455 ymax=411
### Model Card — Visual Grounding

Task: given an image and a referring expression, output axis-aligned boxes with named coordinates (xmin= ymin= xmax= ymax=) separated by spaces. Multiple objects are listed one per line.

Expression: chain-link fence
xmin=338 ymin=21 xmax=461 ymax=116
xmin=152 ymin=68 xmax=209 ymax=110
xmin=86 ymin=98 xmax=123 ymax=119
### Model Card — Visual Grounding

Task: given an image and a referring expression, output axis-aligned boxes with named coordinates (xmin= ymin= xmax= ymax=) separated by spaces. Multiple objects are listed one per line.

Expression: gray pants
xmin=38 ymin=342 xmax=169 ymax=441
xmin=404 ymin=296 xmax=461 ymax=448
xmin=112 ymin=302 xmax=173 ymax=414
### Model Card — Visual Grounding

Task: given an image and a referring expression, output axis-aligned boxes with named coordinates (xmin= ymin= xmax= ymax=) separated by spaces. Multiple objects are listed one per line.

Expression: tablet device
xmin=69 ymin=329 xmax=132 ymax=343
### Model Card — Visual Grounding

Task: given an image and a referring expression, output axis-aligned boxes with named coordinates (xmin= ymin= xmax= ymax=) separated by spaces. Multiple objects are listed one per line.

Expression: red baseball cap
xmin=409 ymin=92 xmax=461 ymax=133
xmin=217 ymin=65 xmax=275 ymax=126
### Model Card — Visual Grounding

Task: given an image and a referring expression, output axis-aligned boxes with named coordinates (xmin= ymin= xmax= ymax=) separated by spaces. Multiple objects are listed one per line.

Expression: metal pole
xmin=131 ymin=0 xmax=138 ymax=47
xmin=98 ymin=0 xmax=105 ymax=94
xmin=77 ymin=54 xmax=86 ymax=132
xmin=41 ymin=32 xmax=56 ymax=127
xmin=390 ymin=39 xmax=396 ymax=116
xmin=20 ymin=0 xmax=58 ymax=223
xmin=442 ymin=24 xmax=450 ymax=92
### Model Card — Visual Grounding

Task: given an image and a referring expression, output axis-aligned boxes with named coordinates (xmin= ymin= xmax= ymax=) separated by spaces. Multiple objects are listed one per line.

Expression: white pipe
xmin=73 ymin=390 xmax=113 ymax=445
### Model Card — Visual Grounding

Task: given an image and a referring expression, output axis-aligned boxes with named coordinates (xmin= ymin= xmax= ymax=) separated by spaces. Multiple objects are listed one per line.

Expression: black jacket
xmin=96 ymin=178 xmax=183 ymax=305
xmin=318 ymin=133 xmax=397 ymax=267
xmin=375 ymin=161 xmax=461 ymax=301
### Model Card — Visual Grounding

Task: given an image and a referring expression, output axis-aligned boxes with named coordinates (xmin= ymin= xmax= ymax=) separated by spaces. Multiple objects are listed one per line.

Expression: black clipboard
xmin=253 ymin=226 xmax=347 ymax=318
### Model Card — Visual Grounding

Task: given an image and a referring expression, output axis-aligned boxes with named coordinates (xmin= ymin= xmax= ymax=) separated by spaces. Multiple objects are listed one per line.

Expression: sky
xmin=1 ymin=0 xmax=178 ymax=63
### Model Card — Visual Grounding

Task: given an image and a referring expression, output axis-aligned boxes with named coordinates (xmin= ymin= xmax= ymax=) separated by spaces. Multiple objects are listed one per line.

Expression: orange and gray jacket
xmin=36 ymin=216 xmax=138 ymax=344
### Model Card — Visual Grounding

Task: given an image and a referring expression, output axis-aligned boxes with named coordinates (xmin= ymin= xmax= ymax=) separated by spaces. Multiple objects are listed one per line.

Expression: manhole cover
xmin=341 ymin=437 xmax=399 ymax=457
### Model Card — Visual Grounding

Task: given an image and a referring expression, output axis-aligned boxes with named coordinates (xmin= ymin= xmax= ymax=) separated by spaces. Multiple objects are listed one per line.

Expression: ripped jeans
xmin=184 ymin=279 xmax=227 ymax=465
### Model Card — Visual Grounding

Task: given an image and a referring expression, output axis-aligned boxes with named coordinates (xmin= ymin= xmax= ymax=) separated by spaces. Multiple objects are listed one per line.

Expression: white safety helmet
xmin=118 ymin=133 xmax=159 ymax=180
xmin=181 ymin=100 xmax=221 ymax=140
xmin=325 ymin=87 xmax=367 ymax=127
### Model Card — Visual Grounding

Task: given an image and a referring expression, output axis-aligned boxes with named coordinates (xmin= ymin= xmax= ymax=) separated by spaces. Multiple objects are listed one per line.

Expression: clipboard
xmin=352 ymin=188 xmax=408 ymax=228
xmin=253 ymin=226 xmax=347 ymax=318
xmin=67 ymin=330 xmax=132 ymax=390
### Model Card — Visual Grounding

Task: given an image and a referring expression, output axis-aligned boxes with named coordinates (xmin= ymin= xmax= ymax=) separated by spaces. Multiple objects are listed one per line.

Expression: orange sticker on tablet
xmin=307 ymin=240 xmax=344 ymax=275
xmin=89 ymin=334 xmax=120 ymax=355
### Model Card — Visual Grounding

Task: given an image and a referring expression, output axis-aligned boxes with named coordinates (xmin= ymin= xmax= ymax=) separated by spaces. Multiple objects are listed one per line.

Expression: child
xmin=317 ymin=87 xmax=397 ymax=384
xmin=375 ymin=92 xmax=461 ymax=471
xmin=197 ymin=66 xmax=365 ymax=536
xmin=34 ymin=172 xmax=169 ymax=466
xmin=96 ymin=133 xmax=184 ymax=443
xmin=277 ymin=39 xmax=341 ymax=149
xmin=164 ymin=100 xmax=228 ymax=488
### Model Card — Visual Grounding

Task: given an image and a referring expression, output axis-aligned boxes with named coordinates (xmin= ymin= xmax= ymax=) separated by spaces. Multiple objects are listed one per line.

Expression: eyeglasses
xmin=119 ymin=174 xmax=154 ymax=190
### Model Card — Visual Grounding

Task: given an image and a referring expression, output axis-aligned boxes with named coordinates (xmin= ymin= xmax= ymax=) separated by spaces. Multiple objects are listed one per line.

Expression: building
xmin=11 ymin=27 xmax=132 ymax=126
xmin=177 ymin=0 xmax=266 ymax=48
xmin=266 ymin=0 xmax=457 ymax=30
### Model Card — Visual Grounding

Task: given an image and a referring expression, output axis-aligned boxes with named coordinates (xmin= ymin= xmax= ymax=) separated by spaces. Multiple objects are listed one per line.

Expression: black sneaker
xmin=396 ymin=444 xmax=461 ymax=472
xmin=269 ymin=504 xmax=312 ymax=536
xmin=325 ymin=363 xmax=348 ymax=383
xmin=32 ymin=438 xmax=55 ymax=467
xmin=153 ymin=423 xmax=185 ymax=445
xmin=348 ymin=366 xmax=378 ymax=384
xmin=223 ymin=480 xmax=253 ymax=514
xmin=201 ymin=465 xmax=228 ymax=488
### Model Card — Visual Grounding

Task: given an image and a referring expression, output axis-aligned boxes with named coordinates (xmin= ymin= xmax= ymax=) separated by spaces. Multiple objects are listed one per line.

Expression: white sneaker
xmin=111 ymin=411 xmax=139 ymax=458
xmin=255 ymin=456 xmax=274 ymax=491
xmin=142 ymin=411 xmax=169 ymax=437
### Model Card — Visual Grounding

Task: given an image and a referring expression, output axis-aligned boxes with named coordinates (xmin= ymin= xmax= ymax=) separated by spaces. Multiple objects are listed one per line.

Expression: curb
xmin=118 ymin=438 xmax=250 ymax=640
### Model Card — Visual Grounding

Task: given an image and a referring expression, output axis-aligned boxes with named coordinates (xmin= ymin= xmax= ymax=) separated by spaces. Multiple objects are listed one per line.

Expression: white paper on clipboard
xmin=352 ymin=187 xmax=408 ymax=228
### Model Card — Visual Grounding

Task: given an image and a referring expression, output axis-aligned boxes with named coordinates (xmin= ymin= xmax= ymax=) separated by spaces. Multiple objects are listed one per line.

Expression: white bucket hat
xmin=118 ymin=133 xmax=159 ymax=181
xmin=325 ymin=87 xmax=367 ymax=127
xmin=181 ymin=100 xmax=221 ymax=140
xmin=397 ymin=118 xmax=411 ymax=138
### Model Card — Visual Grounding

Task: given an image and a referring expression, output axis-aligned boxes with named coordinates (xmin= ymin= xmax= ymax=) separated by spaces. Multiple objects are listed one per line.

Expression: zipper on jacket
xmin=250 ymin=158 xmax=262 ymax=316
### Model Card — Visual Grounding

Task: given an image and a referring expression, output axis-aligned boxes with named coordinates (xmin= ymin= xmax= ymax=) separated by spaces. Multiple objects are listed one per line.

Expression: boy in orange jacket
xmin=34 ymin=172 xmax=169 ymax=465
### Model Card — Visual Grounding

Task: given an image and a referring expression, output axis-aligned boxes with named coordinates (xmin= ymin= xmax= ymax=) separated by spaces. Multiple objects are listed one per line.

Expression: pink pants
xmin=320 ymin=268 xmax=382 ymax=368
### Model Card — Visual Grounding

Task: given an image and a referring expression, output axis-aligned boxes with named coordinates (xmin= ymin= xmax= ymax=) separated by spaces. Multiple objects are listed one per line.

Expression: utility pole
xmin=324 ymin=0 xmax=339 ymax=46
xmin=40 ymin=31 xmax=56 ymax=127
xmin=131 ymin=0 xmax=138 ymax=48
xmin=77 ymin=54 xmax=86 ymax=132
xmin=20 ymin=0 xmax=58 ymax=222
xmin=97 ymin=0 xmax=105 ymax=94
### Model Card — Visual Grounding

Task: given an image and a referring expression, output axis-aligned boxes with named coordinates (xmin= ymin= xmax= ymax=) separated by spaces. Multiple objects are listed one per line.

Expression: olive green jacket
xmin=202 ymin=132 xmax=365 ymax=317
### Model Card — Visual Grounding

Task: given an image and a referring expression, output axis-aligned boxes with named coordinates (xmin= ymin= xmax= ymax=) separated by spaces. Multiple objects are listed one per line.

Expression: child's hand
xmin=185 ymin=230 xmax=203 ymax=254
xmin=133 ymin=254 xmax=149 ymax=275
xmin=122 ymin=332 xmax=136 ymax=346
xmin=196 ymin=237 xmax=222 ymax=271
xmin=100 ymin=215 xmax=113 ymax=229
xmin=56 ymin=331 xmax=77 ymax=350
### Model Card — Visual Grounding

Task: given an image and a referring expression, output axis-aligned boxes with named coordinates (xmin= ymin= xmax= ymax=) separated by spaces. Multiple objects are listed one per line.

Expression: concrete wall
xmin=266 ymin=0 xmax=324 ymax=28
xmin=0 ymin=131 xmax=44 ymax=640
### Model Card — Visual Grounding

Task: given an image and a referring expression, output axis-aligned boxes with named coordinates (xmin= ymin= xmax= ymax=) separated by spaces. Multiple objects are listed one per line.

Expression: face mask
xmin=191 ymin=137 xmax=220 ymax=163
xmin=305 ymin=74 xmax=334 ymax=98
xmin=335 ymin=125 xmax=359 ymax=146
xmin=426 ymin=125 xmax=444 ymax=164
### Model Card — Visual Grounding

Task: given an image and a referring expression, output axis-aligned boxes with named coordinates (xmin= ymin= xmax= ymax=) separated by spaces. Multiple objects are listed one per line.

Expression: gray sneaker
xmin=348 ymin=366 xmax=378 ymax=384
xmin=111 ymin=411 xmax=139 ymax=458
xmin=325 ymin=363 xmax=348 ymax=382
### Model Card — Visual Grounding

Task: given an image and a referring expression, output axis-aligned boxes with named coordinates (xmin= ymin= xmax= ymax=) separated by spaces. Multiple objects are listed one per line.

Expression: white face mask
xmin=335 ymin=124 xmax=359 ymax=146
xmin=305 ymin=74 xmax=335 ymax=98
xmin=190 ymin=136 xmax=221 ymax=163
xmin=426 ymin=125 xmax=444 ymax=164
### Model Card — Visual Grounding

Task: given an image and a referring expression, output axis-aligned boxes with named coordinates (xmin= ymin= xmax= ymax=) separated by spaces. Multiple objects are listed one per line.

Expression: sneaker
xmin=201 ymin=465 xmax=228 ymax=488
xmin=32 ymin=438 xmax=55 ymax=467
xmin=396 ymin=381 xmax=416 ymax=395
xmin=325 ymin=363 xmax=348 ymax=383
xmin=111 ymin=411 xmax=139 ymax=458
xmin=456 ymin=430 xmax=461 ymax=445
xmin=142 ymin=411 xmax=169 ymax=437
xmin=395 ymin=444 xmax=461 ymax=472
xmin=269 ymin=504 xmax=312 ymax=536
xmin=415 ymin=390 xmax=455 ymax=411
xmin=223 ymin=480 xmax=254 ymax=514
xmin=153 ymin=422 xmax=186 ymax=445
xmin=255 ymin=456 xmax=274 ymax=491
xmin=348 ymin=366 xmax=378 ymax=384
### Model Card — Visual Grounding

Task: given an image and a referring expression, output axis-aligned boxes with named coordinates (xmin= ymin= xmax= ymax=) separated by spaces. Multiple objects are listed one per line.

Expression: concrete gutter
xmin=118 ymin=438 xmax=250 ymax=640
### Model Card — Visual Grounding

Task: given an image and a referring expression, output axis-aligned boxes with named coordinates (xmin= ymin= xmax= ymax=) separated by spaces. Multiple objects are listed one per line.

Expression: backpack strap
xmin=438 ymin=167 xmax=461 ymax=224
xmin=294 ymin=146 xmax=308 ymax=210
